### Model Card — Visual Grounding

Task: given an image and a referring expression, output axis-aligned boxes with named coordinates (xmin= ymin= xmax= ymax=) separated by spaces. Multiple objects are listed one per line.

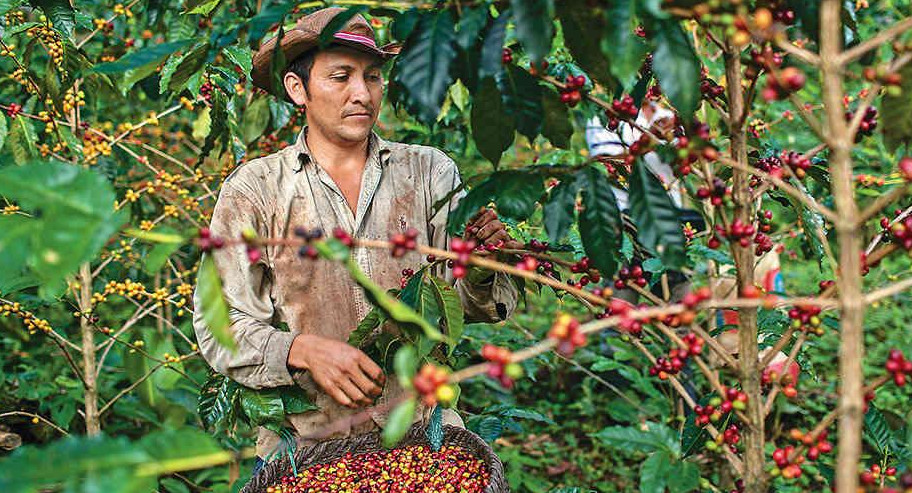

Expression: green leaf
xmin=478 ymin=10 xmax=508 ymax=78
xmin=604 ymin=0 xmax=648 ymax=90
xmin=394 ymin=10 xmax=457 ymax=123
xmin=0 ymin=113 xmax=8 ymax=153
xmin=241 ymin=96 xmax=271 ymax=144
xmin=628 ymin=159 xmax=685 ymax=269
xmin=0 ymin=215 xmax=32 ymax=288
xmin=863 ymin=404 xmax=907 ymax=459
xmin=428 ymin=275 xmax=464 ymax=356
xmin=667 ymin=460 xmax=700 ymax=493
xmin=881 ymin=63 xmax=912 ymax=152
xmin=187 ymin=0 xmax=220 ymax=15
xmin=238 ymin=387 xmax=285 ymax=433
xmin=382 ymin=397 xmax=417 ymax=448
xmin=123 ymin=227 xmax=184 ymax=244
xmin=0 ymin=0 xmax=25 ymax=17
xmin=247 ymin=1 xmax=296 ymax=47
xmin=349 ymin=306 xmax=387 ymax=347
xmin=123 ymin=338 xmax=160 ymax=408
xmin=449 ymin=170 xmax=545 ymax=235
xmin=9 ymin=116 xmax=37 ymax=165
xmin=639 ymin=452 xmax=671 ymax=493
xmin=343 ymin=258 xmax=444 ymax=342
xmin=651 ymin=19 xmax=701 ymax=118
xmin=167 ymin=42 xmax=210 ymax=93
xmin=141 ymin=236 xmax=183 ymax=275
xmin=199 ymin=90 xmax=230 ymax=163
xmin=592 ymin=422 xmax=681 ymax=455
xmin=198 ymin=370 xmax=241 ymax=432
xmin=578 ymin=167 xmax=622 ymax=277
xmin=472 ymin=415 xmax=504 ymax=442
xmin=555 ymin=0 xmax=615 ymax=89
xmin=192 ymin=106 xmax=212 ymax=141
xmin=471 ymin=76 xmax=515 ymax=167
xmin=223 ymin=45 xmax=253 ymax=75
xmin=543 ymin=176 xmax=579 ymax=243
xmin=30 ymin=0 xmax=75 ymax=39
xmin=541 ymin=89 xmax=573 ymax=149
xmin=456 ymin=6 xmax=488 ymax=49
xmin=93 ymin=40 xmax=193 ymax=74
xmin=0 ymin=161 xmax=125 ymax=293
xmin=394 ymin=345 xmax=419 ymax=388
xmin=279 ymin=386 xmax=318 ymax=415
xmin=498 ymin=64 xmax=543 ymax=140
xmin=196 ymin=255 xmax=236 ymax=352
xmin=512 ymin=0 xmax=553 ymax=64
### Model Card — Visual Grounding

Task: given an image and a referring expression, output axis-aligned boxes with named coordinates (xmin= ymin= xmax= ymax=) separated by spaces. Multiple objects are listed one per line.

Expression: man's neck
xmin=305 ymin=128 xmax=370 ymax=171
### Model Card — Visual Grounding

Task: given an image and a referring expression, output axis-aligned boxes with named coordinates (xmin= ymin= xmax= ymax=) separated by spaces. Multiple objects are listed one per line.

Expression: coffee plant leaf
xmin=455 ymin=5 xmax=488 ymax=50
xmin=0 ymin=112 xmax=7 ymax=153
xmin=30 ymin=0 xmax=75 ymax=40
xmin=93 ymin=40 xmax=193 ymax=75
xmin=478 ymin=9 xmax=508 ymax=79
xmin=0 ymin=161 xmax=125 ymax=294
xmin=449 ymin=169 xmax=544 ymax=235
xmin=428 ymin=275 xmax=464 ymax=356
xmin=881 ymin=63 xmax=912 ymax=152
xmin=555 ymin=0 xmax=615 ymax=90
xmin=394 ymin=345 xmax=419 ymax=388
xmin=471 ymin=76 xmax=515 ymax=168
xmin=349 ymin=305 xmax=388 ymax=347
xmin=9 ymin=116 xmax=37 ymax=165
xmin=167 ymin=42 xmax=211 ymax=94
xmin=345 ymin=259 xmax=444 ymax=342
xmin=279 ymin=386 xmax=318 ymax=415
xmin=628 ymin=158 xmax=685 ymax=269
xmin=639 ymin=452 xmax=672 ymax=493
xmin=393 ymin=10 xmax=457 ymax=123
xmin=542 ymin=174 xmax=580 ymax=244
xmin=578 ymin=166 xmax=622 ymax=278
xmin=667 ymin=459 xmax=700 ymax=493
xmin=241 ymin=95 xmax=271 ymax=145
xmin=497 ymin=64 xmax=543 ymax=140
xmin=541 ymin=88 xmax=573 ymax=149
xmin=603 ymin=0 xmax=648 ymax=90
xmin=198 ymin=371 xmax=241 ymax=433
xmin=382 ymin=397 xmax=417 ymax=448
xmin=512 ymin=0 xmax=553 ymax=65
xmin=238 ymin=387 xmax=285 ymax=433
xmin=197 ymin=255 xmax=236 ymax=352
xmin=247 ymin=0 xmax=296 ymax=47
xmin=0 ymin=0 xmax=24 ymax=16
xmin=592 ymin=421 xmax=680 ymax=456
xmin=651 ymin=19 xmax=701 ymax=118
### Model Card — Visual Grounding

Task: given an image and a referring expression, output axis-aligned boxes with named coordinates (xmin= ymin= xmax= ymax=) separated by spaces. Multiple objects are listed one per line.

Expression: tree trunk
xmin=818 ymin=1 xmax=865 ymax=491
xmin=79 ymin=263 xmax=101 ymax=436
xmin=724 ymin=39 xmax=766 ymax=492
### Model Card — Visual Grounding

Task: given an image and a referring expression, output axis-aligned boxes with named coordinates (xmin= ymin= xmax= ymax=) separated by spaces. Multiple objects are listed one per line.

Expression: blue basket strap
xmin=426 ymin=405 xmax=443 ymax=452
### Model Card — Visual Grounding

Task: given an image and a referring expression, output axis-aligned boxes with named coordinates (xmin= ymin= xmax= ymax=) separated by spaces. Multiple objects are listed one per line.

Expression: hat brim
xmin=251 ymin=31 xmax=399 ymax=97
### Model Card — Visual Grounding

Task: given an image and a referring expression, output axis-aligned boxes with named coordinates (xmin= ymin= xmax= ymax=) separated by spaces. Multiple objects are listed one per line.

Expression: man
xmin=191 ymin=8 xmax=518 ymax=467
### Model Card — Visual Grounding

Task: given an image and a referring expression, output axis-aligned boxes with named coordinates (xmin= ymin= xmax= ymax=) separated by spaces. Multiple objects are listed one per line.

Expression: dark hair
xmin=285 ymin=50 xmax=316 ymax=97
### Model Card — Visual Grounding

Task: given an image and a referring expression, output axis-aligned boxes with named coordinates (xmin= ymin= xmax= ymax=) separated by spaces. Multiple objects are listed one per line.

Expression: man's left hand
xmin=465 ymin=207 xmax=523 ymax=249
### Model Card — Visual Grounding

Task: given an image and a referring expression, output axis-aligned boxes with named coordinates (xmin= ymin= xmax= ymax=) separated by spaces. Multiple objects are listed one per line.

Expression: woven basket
xmin=242 ymin=424 xmax=509 ymax=493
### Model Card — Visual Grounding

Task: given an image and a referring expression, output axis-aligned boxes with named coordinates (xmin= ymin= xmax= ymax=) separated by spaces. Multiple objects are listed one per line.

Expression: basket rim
xmin=241 ymin=423 xmax=508 ymax=493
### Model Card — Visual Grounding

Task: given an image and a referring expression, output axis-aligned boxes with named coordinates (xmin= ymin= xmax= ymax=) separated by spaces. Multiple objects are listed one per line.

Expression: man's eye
xmin=367 ymin=74 xmax=382 ymax=82
xmin=331 ymin=75 xmax=348 ymax=82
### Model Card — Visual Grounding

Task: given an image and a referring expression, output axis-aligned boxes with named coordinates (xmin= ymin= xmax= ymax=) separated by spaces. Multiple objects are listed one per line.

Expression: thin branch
xmin=859 ymin=184 xmax=911 ymax=225
xmin=838 ymin=16 xmax=912 ymax=65
xmin=99 ymin=360 xmax=167 ymax=415
xmin=774 ymin=35 xmax=821 ymax=66
xmin=865 ymin=275 xmax=912 ymax=304
xmin=866 ymin=204 xmax=912 ymax=254
xmin=0 ymin=411 xmax=69 ymax=435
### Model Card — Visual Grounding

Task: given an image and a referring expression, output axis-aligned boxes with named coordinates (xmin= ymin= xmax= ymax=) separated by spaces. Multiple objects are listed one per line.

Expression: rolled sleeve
xmin=192 ymin=184 xmax=295 ymax=389
xmin=427 ymin=153 xmax=518 ymax=323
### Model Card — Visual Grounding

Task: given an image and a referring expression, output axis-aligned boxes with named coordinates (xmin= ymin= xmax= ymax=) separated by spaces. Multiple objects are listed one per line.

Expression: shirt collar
xmin=293 ymin=126 xmax=392 ymax=173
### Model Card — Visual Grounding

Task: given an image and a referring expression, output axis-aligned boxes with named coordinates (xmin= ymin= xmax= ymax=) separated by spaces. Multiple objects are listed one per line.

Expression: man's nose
xmin=348 ymin=75 xmax=371 ymax=105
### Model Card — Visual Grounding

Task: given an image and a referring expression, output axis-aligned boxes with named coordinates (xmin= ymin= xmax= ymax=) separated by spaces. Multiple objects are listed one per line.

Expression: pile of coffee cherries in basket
xmin=263 ymin=444 xmax=490 ymax=493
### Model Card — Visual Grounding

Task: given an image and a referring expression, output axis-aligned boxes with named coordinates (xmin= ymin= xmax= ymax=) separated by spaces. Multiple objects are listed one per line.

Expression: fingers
xmin=349 ymin=364 xmax=383 ymax=399
xmin=339 ymin=379 xmax=371 ymax=407
xmin=476 ymin=222 xmax=510 ymax=243
xmin=357 ymin=353 xmax=385 ymax=385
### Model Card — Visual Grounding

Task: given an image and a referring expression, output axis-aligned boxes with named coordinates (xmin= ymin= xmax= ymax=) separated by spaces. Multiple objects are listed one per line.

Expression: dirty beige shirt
xmin=192 ymin=128 xmax=517 ymax=458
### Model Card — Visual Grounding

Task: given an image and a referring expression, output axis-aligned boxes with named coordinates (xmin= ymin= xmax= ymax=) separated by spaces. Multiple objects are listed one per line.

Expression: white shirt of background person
xmin=585 ymin=101 xmax=683 ymax=211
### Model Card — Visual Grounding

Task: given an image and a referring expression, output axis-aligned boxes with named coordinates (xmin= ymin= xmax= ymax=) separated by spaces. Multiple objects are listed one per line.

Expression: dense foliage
xmin=2 ymin=1 xmax=912 ymax=492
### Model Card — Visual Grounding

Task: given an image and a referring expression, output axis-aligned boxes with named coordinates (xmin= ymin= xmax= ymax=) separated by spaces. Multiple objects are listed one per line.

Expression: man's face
xmin=287 ymin=46 xmax=384 ymax=145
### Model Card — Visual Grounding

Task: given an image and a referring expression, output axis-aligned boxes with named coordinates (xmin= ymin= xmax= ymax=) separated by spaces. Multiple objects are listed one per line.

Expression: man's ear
xmin=283 ymin=72 xmax=308 ymax=106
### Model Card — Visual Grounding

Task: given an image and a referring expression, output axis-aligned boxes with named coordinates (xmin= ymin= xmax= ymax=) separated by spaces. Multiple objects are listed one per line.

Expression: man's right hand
xmin=286 ymin=334 xmax=386 ymax=408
